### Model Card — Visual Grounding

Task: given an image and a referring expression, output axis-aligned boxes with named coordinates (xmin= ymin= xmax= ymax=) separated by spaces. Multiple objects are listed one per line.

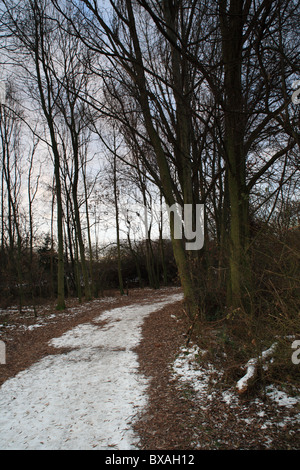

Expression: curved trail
xmin=0 ymin=291 xmax=183 ymax=450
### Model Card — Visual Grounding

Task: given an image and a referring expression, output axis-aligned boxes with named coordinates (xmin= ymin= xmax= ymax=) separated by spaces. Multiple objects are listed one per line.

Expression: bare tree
xmin=135 ymin=0 xmax=300 ymax=309
xmin=0 ymin=81 xmax=24 ymax=309
xmin=2 ymin=0 xmax=66 ymax=308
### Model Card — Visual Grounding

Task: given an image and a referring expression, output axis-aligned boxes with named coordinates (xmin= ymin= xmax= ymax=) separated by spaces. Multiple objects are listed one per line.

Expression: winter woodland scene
xmin=0 ymin=0 xmax=299 ymax=451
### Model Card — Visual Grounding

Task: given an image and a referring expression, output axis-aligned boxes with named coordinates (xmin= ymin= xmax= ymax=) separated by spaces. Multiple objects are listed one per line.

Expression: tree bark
xmin=113 ymin=151 xmax=124 ymax=295
xmin=219 ymin=0 xmax=250 ymax=308
xmin=125 ymin=0 xmax=198 ymax=316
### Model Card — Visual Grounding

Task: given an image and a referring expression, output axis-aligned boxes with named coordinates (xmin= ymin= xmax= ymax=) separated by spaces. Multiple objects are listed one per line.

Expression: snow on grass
xmin=173 ymin=342 xmax=300 ymax=409
xmin=172 ymin=341 xmax=300 ymax=446
xmin=0 ymin=297 xmax=118 ymax=332
xmin=265 ymin=385 xmax=300 ymax=408
xmin=0 ymin=291 xmax=183 ymax=450
xmin=172 ymin=345 xmax=221 ymax=405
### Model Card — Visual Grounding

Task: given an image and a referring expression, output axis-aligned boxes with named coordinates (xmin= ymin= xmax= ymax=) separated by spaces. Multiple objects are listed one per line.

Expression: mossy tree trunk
xmin=219 ymin=0 xmax=251 ymax=309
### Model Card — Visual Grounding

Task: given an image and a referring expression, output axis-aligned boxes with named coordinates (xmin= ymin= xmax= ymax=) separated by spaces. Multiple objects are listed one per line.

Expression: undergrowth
xmin=190 ymin=224 xmax=300 ymax=395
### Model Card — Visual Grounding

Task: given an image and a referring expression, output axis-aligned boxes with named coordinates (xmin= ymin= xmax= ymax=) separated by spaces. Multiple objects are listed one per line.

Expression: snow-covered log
xmin=236 ymin=342 xmax=277 ymax=394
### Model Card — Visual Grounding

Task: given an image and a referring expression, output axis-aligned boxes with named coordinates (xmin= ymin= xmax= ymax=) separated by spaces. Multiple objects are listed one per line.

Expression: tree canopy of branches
xmin=0 ymin=0 xmax=299 ymax=319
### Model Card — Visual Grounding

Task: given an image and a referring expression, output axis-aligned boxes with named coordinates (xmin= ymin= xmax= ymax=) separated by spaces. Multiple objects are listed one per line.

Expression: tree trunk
xmin=54 ymin=148 xmax=66 ymax=310
xmin=72 ymin=144 xmax=92 ymax=301
xmin=125 ymin=0 xmax=198 ymax=316
xmin=219 ymin=0 xmax=251 ymax=309
xmin=113 ymin=152 xmax=124 ymax=296
xmin=82 ymin=160 xmax=95 ymax=296
xmin=33 ymin=22 xmax=66 ymax=310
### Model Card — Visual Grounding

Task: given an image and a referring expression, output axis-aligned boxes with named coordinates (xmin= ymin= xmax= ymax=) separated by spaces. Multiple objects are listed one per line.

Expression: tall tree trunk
xmin=219 ymin=0 xmax=251 ymax=309
xmin=33 ymin=19 xmax=66 ymax=310
xmin=159 ymin=193 xmax=168 ymax=286
xmin=125 ymin=0 xmax=198 ymax=316
xmin=72 ymin=140 xmax=92 ymax=301
xmin=82 ymin=160 xmax=95 ymax=296
xmin=54 ymin=146 xmax=66 ymax=310
xmin=113 ymin=152 xmax=124 ymax=295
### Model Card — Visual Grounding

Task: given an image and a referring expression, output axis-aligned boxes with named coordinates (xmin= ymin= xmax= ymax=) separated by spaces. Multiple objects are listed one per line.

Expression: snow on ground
xmin=0 ymin=297 xmax=118 ymax=333
xmin=0 ymin=291 xmax=183 ymax=450
xmin=173 ymin=344 xmax=300 ymax=412
xmin=172 ymin=345 xmax=221 ymax=406
xmin=172 ymin=344 xmax=300 ymax=446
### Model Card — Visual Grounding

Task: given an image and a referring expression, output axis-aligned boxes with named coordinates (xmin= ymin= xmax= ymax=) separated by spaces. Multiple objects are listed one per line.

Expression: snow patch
xmin=172 ymin=345 xmax=221 ymax=404
xmin=172 ymin=341 xmax=300 ymax=447
xmin=265 ymin=385 xmax=300 ymax=408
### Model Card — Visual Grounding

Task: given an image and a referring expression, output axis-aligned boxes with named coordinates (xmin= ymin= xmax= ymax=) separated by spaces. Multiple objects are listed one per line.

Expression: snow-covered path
xmin=0 ymin=292 xmax=183 ymax=450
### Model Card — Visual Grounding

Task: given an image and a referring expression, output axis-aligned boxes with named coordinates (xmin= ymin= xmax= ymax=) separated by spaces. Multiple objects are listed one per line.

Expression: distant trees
xmin=0 ymin=83 xmax=24 ymax=308
xmin=1 ymin=0 xmax=94 ymax=307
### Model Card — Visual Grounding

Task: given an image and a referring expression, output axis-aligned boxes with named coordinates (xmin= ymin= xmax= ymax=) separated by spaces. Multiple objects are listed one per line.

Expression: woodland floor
xmin=0 ymin=287 xmax=299 ymax=450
